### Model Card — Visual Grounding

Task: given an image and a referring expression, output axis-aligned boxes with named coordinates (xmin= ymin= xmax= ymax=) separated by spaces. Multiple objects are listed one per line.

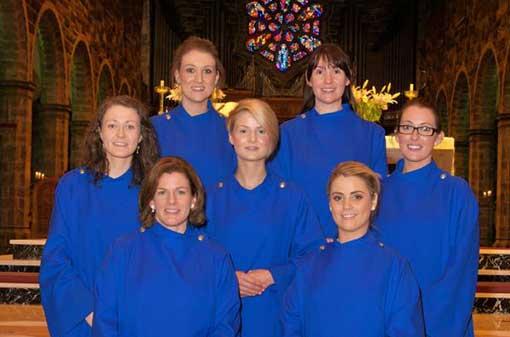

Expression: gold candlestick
xmin=404 ymin=83 xmax=419 ymax=100
xmin=154 ymin=80 xmax=170 ymax=115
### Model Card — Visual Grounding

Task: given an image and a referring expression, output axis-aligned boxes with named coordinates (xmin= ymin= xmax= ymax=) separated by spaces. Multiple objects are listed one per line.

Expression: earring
xmin=150 ymin=205 xmax=155 ymax=214
xmin=191 ymin=202 xmax=195 ymax=210
xmin=167 ymin=84 xmax=183 ymax=103
xmin=136 ymin=145 xmax=140 ymax=154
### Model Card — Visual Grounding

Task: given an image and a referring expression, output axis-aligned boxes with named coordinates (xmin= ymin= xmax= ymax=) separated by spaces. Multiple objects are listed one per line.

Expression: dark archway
xmin=97 ymin=62 xmax=114 ymax=107
xmin=70 ymin=41 xmax=94 ymax=168
xmin=471 ymin=49 xmax=499 ymax=246
xmin=452 ymin=72 xmax=470 ymax=180
xmin=436 ymin=89 xmax=448 ymax=135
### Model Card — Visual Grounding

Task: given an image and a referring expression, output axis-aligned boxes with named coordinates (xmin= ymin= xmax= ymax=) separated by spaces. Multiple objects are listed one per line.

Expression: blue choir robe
xmin=282 ymin=231 xmax=425 ymax=337
xmin=375 ymin=160 xmax=479 ymax=337
xmin=92 ymin=223 xmax=241 ymax=337
xmin=206 ymin=172 xmax=325 ymax=337
xmin=39 ymin=168 xmax=141 ymax=337
xmin=269 ymin=104 xmax=387 ymax=239
xmin=151 ymin=101 xmax=236 ymax=189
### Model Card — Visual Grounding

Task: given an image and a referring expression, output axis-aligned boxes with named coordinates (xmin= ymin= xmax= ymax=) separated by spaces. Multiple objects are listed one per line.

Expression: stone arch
xmin=471 ymin=47 xmax=500 ymax=245
xmin=0 ymin=1 xmax=32 ymax=232
xmin=97 ymin=61 xmax=115 ymax=106
xmin=436 ymin=88 xmax=448 ymax=135
xmin=119 ymin=79 xmax=130 ymax=96
xmin=495 ymin=45 xmax=510 ymax=246
xmin=69 ymin=40 xmax=94 ymax=169
xmin=451 ymin=71 xmax=470 ymax=180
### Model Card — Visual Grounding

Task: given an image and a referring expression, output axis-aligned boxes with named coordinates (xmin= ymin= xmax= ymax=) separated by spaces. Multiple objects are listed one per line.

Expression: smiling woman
xmin=151 ymin=37 xmax=235 ymax=189
xmin=281 ymin=161 xmax=425 ymax=337
xmin=92 ymin=157 xmax=240 ymax=337
xmin=39 ymin=96 xmax=159 ymax=337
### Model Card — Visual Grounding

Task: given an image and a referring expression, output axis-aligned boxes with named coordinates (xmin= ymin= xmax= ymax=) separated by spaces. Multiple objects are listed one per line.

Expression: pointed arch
xmin=97 ymin=61 xmax=115 ymax=106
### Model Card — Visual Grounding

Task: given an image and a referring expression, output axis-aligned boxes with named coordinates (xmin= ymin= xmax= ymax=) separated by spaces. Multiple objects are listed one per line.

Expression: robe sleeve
xmin=371 ymin=126 xmax=388 ymax=178
xmin=269 ymin=126 xmax=291 ymax=179
xmin=39 ymin=179 xmax=94 ymax=337
xmin=385 ymin=260 xmax=426 ymax=337
xmin=269 ymin=193 xmax=324 ymax=289
xmin=211 ymin=254 xmax=241 ymax=337
xmin=92 ymin=244 xmax=124 ymax=337
xmin=281 ymin=272 xmax=303 ymax=337
xmin=423 ymin=183 xmax=479 ymax=336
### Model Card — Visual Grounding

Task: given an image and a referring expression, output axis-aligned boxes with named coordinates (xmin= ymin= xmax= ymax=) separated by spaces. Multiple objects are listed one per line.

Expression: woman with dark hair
xmin=282 ymin=161 xmax=425 ymax=337
xmin=151 ymin=36 xmax=235 ymax=188
xmin=376 ymin=99 xmax=479 ymax=337
xmin=93 ymin=157 xmax=240 ymax=337
xmin=270 ymin=43 xmax=387 ymax=240
xmin=40 ymin=95 xmax=159 ymax=337
xmin=206 ymin=99 xmax=324 ymax=337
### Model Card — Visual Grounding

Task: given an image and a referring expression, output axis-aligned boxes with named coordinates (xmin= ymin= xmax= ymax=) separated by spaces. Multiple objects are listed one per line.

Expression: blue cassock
xmin=92 ymin=223 xmax=240 ymax=337
xmin=375 ymin=160 xmax=480 ymax=337
xmin=39 ymin=168 xmax=141 ymax=337
xmin=269 ymin=104 xmax=387 ymax=239
xmin=151 ymin=101 xmax=236 ymax=189
xmin=205 ymin=172 xmax=325 ymax=337
xmin=282 ymin=231 xmax=425 ymax=337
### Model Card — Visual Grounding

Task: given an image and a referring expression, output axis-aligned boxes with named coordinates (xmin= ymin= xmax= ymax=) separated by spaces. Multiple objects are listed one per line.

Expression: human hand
xmin=85 ymin=312 xmax=94 ymax=327
xmin=248 ymin=269 xmax=275 ymax=290
xmin=236 ymin=271 xmax=266 ymax=297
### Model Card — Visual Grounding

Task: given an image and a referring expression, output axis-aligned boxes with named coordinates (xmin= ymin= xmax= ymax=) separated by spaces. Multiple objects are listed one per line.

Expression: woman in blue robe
xmin=206 ymin=99 xmax=325 ymax=337
xmin=151 ymin=36 xmax=235 ymax=188
xmin=282 ymin=161 xmax=425 ymax=337
xmin=93 ymin=157 xmax=240 ymax=337
xmin=375 ymin=99 xmax=479 ymax=337
xmin=39 ymin=96 xmax=160 ymax=337
xmin=270 ymin=43 xmax=387 ymax=239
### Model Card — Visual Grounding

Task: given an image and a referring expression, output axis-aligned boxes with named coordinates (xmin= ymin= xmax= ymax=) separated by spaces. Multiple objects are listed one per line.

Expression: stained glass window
xmin=246 ymin=0 xmax=323 ymax=72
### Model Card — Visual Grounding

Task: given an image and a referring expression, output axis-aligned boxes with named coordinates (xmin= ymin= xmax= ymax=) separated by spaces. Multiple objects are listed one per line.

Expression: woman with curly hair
xmin=40 ymin=95 xmax=159 ymax=337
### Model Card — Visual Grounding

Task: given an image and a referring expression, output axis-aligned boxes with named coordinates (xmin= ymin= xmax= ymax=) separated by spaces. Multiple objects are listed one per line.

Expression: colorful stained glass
xmin=245 ymin=0 xmax=323 ymax=72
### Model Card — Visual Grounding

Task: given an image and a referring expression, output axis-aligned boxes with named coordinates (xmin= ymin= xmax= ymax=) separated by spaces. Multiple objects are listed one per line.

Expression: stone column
xmin=0 ymin=80 xmax=35 ymax=232
xmin=70 ymin=120 xmax=91 ymax=169
xmin=454 ymin=140 xmax=469 ymax=180
xmin=469 ymin=128 xmax=497 ymax=245
xmin=34 ymin=104 xmax=71 ymax=177
xmin=495 ymin=113 xmax=510 ymax=246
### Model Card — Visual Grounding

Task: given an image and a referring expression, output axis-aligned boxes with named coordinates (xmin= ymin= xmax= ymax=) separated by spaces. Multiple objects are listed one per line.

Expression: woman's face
xmin=329 ymin=175 xmax=377 ymax=243
xmin=229 ymin=111 xmax=273 ymax=163
xmin=99 ymin=105 xmax=142 ymax=164
xmin=150 ymin=172 xmax=196 ymax=234
xmin=174 ymin=49 xmax=219 ymax=106
xmin=396 ymin=105 xmax=444 ymax=172
xmin=307 ymin=57 xmax=350 ymax=113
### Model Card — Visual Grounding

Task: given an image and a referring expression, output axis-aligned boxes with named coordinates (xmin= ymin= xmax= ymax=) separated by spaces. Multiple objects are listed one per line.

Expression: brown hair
xmin=397 ymin=98 xmax=442 ymax=133
xmin=139 ymin=157 xmax=205 ymax=228
xmin=171 ymin=36 xmax=225 ymax=87
xmin=227 ymin=98 xmax=279 ymax=156
xmin=82 ymin=95 xmax=159 ymax=185
xmin=327 ymin=161 xmax=381 ymax=222
xmin=302 ymin=43 xmax=354 ymax=113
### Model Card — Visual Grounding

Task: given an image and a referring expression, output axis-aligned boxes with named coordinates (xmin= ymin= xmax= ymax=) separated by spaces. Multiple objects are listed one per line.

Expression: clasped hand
xmin=236 ymin=269 xmax=275 ymax=298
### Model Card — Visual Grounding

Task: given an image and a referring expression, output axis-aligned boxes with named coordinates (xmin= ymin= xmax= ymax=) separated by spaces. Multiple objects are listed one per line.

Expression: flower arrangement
xmin=352 ymin=80 xmax=400 ymax=122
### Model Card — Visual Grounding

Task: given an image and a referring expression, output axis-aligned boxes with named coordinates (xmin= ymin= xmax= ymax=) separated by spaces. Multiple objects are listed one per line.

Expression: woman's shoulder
xmin=55 ymin=167 xmax=93 ymax=191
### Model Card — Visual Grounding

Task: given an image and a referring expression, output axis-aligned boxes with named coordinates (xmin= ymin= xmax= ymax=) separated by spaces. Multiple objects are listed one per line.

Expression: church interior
xmin=0 ymin=0 xmax=510 ymax=336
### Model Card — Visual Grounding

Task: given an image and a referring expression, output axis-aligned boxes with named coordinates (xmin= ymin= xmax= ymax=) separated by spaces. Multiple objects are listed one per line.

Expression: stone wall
xmin=0 ymin=0 xmax=144 ymax=244
xmin=417 ymin=0 xmax=510 ymax=246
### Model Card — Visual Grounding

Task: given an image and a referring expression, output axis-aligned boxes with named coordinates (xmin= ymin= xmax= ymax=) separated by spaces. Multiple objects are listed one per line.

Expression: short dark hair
xmin=139 ymin=157 xmax=205 ymax=228
xmin=302 ymin=43 xmax=354 ymax=113
xmin=397 ymin=98 xmax=442 ymax=133
xmin=82 ymin=95 xmax=159 ymax=185
xmin=171 ymin=36 xmax=225 ymax=88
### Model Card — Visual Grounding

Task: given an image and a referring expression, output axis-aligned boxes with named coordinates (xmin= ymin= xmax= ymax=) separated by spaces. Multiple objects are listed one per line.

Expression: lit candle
xmin=410 ymin=83 xmax=414 ymax=91
xmin=160 ymin=80 xmax=164 ymax=87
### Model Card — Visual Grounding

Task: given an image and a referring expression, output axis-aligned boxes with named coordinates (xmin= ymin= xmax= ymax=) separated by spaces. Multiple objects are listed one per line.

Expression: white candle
xmin=160 ymin=80 xmax=165 ymax=87
xmin=410 ymin=83 xmax=414 ymax=91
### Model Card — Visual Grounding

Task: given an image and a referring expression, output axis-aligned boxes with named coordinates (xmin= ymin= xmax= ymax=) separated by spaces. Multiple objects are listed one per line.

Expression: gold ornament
xmin=211 ymin=87 xmax=226 ymax=102
xmin=166 ymin=84 xmax=183 ymax=103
